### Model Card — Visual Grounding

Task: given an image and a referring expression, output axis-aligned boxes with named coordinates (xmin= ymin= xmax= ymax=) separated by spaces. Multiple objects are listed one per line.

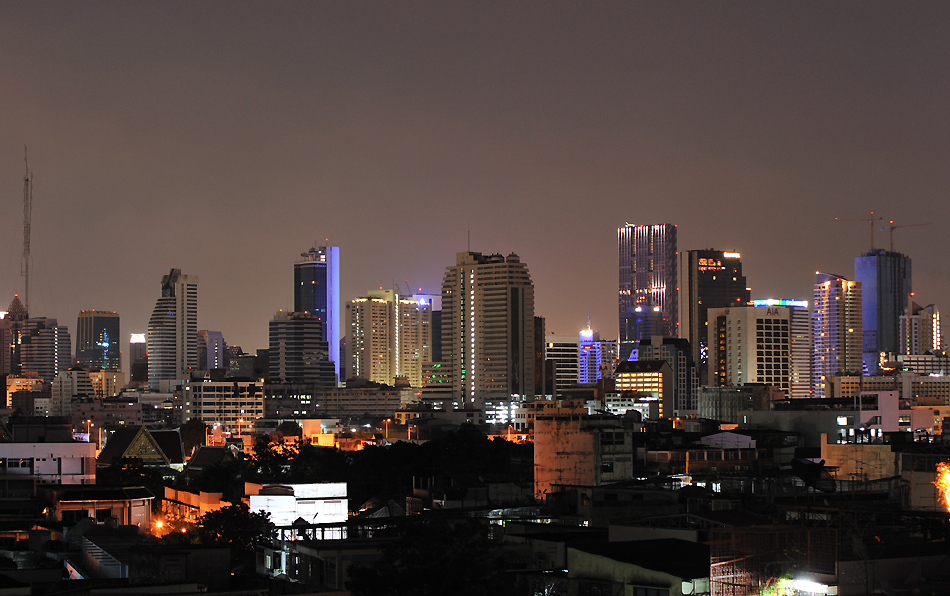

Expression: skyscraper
xmin=812 ymin=273 xmax=862 ymax=398
xmin=345 ymin=290 xmax=432 ymax=387
xmin=441 ymin=252 xmax=535 ymax=413
xmin=854 ymin=250 xmax=912 ymax=373
xmin=75 ymin=310 xmax=120 ymax=371
xmin=294 ymin=246 xmax=341 ymax=382
xmin=678 ymin=250 xmax=750 ymax=382
xmin=900 ymin=301 xmax=942 ymax=355
xmin=20 ymin=318 xmax=72 ymax=383
xmin=544 ymin=334 xmax=580 ymax=395
xmin=268 ymin=311 xmax=335 ymax=387
xmin=753 ymin=299 xmax=812 ymax=398
xmin=618 ymin=223 xmax=677 ymax=360
xmin=147 ymin=269 xmax=198 ymax=390
xmin=6 ymin=295 xmax=28 ymax=374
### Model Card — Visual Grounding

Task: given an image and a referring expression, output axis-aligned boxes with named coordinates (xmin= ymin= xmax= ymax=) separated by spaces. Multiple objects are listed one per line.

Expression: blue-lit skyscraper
xmin=294 ymin=246 xmax=341 ymax=382
xmin=579 ymin=327 xmax=618 ymax=383
xmin=618 ymin=223 xmax=677 ymax=360
xmin=854 ymin=250 xmax=911 ymax=374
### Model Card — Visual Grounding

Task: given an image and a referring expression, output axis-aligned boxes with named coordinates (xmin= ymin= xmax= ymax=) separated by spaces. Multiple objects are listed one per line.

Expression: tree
xmin=180 ymin=418 xmax=209 ymax=456
xmin=196 ymin=503 xmax=276 ymax=570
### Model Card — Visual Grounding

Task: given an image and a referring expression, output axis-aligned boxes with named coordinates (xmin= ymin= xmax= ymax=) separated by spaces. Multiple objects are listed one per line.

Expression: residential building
xmin=900 ymin=301 xmax=942 ymax=355
xmin=678 ymin=249 xmax=751 ymax=381
xmin=855 ymin=250 xmax=911 ymax=373
xmin=182 ymin=380 xmax=264 ymax=432
xmin=75 ymin=310 xmax=120 ymax=371
xmin=534 ymin=415 xmax=633 ymax=499
xmin=346 ymin=290 xmax=432 ymax=387
xmin=147 ymin=269 xmax=198 ymax=391
xmin=88 ymin=370 xmax=125 ymax=398
xmin=618 ymin=223 xmax=677 ymax=359
xmin=294 ymin=246 xmax=341 ymax=381
xmin=441 ymin=252 xmax=535 ymax=415
xmin=812 ymin=273 xmax=862 ymax=398
xmin=20 ymin=318 xmax=71 ymax=383
xmin=544 ymin=333 xmax=579 ymax=396
xmin=50 ymin=367 xmax=95 ymax=417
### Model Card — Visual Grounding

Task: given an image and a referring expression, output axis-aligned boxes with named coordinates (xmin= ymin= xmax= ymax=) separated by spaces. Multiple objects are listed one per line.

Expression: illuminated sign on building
xmin=753 ymin=299 xmax=808 ymax=308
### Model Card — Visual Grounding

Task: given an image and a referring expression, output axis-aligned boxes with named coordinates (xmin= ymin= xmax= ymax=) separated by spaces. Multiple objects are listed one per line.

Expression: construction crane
xmin=22 ymin=147 xmax=32 ymax=313
xmin=834 ymin=212 xmax=884 ymax=251
xmin=880 ymin=220 xmax=931 ymax=252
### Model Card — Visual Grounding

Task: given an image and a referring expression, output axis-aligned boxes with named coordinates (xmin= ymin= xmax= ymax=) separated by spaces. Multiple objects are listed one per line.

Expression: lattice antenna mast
xmin=22 ymin=147 xmax=32 ymax=313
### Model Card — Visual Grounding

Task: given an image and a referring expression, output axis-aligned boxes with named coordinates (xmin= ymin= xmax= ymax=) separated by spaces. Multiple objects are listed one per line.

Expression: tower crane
xmin=834 ymin=212 xmax=884 ymax=251
xmin=880 ymin=220 xmax=931 ymax=252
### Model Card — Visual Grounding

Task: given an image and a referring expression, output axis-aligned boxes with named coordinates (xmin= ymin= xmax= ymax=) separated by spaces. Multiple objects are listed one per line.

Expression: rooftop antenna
xmin=467 ymin=222 xmax=470 ymax=252
xmin=22 ymin=147 xmax=32 ymax=313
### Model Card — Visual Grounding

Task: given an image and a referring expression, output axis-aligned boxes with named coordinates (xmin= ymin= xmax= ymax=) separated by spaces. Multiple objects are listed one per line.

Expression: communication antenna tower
xmin=22 ymin=147 xmax=32 ymax=313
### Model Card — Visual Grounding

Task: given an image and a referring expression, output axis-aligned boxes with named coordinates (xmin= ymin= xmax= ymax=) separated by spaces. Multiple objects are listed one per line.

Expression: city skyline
xmin=1 ymin=4 xmax=948 ymax=356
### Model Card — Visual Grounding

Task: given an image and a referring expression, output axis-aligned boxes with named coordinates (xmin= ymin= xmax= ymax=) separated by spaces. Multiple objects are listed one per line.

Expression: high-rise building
xmin=855 ymin=250 xmax=911 ymax=373
xmin=6 ymin=295 xmax=29 ymax=374
xmin=197 ymin=330 xmax=227 ymax=371
xmin=618 ymin=223 xmax=677 ymax=360
xmin=578 ymin=327 xmax=618 ymax=384
xmin=544 ymin=334 xmax=580 ymax=396
xmin=812 ymin=273 xmax=862 ymax=398
xmin=678 ymin=250 xmax=750 ymax=382
xmin=50 ymin=367 xmax=95 ymax=417
xmin=752 ymin=299 xmax=811 ymax=398
xmin=147 ymin=269 xmax=198 ymax=390
xmin=441 ymin=252 xmax=535 ymax=413
xmin=268 ymin=311 xmax=336 ymax=387
xmin=345 ymin=290 xmax=432 ymax=387
xmin=900 ymin=301 xmax=942 ymax=356
xmin=708 ymin=304 xmax=803 ymax=399
xmin=20 ymin=318 xmax=72 ymax=383
xmin=75 ymin=310 xmax=120 ymax=371
xmin=294 ymin=246 xmax=341 ymax=381
xmin=631 ymin=335 xmax=697 ymax=411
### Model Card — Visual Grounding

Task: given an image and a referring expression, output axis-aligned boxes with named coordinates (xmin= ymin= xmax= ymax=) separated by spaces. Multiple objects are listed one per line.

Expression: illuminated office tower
xmin=900 ymin=301 xmax=942 ymax=355
xmin=753 ymin=299 xmax=812 ymax=398
xmin=618 ymin=223 xmax=677 ymax=360
xmin=544 ymin=334 xmax=580 ymax=395
xmin=198 ymin=330 xmax=227 ymax=370
xmin=812 ymin=273 xmax=862 ymax=398
xmin=147 ymin=269 xmax=198 ymax=390
xmin=579 ymin=327 xmax=618 ymax=384
xmin=20 ymin=318 xmax=72 ymax=383
xmin=346 ymin=290 xmax=432 ymax=387
xmin=6 ymin=295 xmax=28 ymax=373
xmin=708 ymin=303 xmax=807 ymax=399
xmin=855 ymin=250 xmax=911 ymax=373
xmin=294 ymin=246 xmax=341 ymax=381
xmin=76 ymin=310 xmax=120 ymax=371
xmin=441 ymin=252 xmax=534 ymax=410
xmin=678 ymin=250 xmax=750 ymax=382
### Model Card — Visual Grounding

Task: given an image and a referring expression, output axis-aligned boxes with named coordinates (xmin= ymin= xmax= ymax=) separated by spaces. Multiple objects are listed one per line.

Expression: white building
xmin=247 ymin=482 xmax=348 ymax=526
xmin=182 ymin=380 xmax=264 ymax=432
xmin=346 ymin=291 xmax=432 ymax=387
xmin=0 ymin=441 xmax=97 ymax=484
xmin=812 ymin=273 xmax=862 ymax=398
xmin=147 ymin=269 xmax=198 ymax=391
xmin=50 ymin=368 xmax=95 ymax=417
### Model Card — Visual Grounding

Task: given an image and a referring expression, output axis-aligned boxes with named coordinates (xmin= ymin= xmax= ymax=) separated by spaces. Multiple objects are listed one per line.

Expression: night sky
xmin=1 ymin=3 xmax=948 ymax=363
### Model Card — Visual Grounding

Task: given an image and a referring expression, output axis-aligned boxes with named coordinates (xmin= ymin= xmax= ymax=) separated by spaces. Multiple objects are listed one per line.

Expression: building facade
xmin=441 ymin=252 xmax=535 ymax=412
xmin=20 ymin=318 xmax=72 ymax=383
xmin=900 ymin=301 xmax=942 ymax=356
xmin=147 ymin=269 xmax=198 ymax=390
xmin=855 ymin=250 xmax=911 ymax=373
xmin=812 ymin=273 xmax=863 ymax=398
xmin=752 ymin=299 xmax=811 ymax=398
xmin=198 ymin=330 xmax=228 ymax=371
xmin=75 ymin=310 xmax=120 ymax=371
xmin=294 ymin=246 xmax=341 ymax=381
xmin=614 ymin=359 xmax=673 ymax=419
xmin=544 ymin=333 xmax=580 ymax=396
xmin=345 ymin=290 xmax=432 ymax=387
xmin=268 ymin=311 xmax=335 ymax=387
xmin=631 ymin=335 xmax=697 ymax=411
xmin=578 ymin=327 xmax=617 ymax=384
xmin=677 ymin=250 xmax=750 ymax=382
xmin=618 ymin=223 xmax=677 ymax=359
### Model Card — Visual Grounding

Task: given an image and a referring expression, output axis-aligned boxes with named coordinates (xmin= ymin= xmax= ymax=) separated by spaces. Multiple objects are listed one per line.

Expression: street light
xmin=385 ymin=418 xmax=391 ymax=440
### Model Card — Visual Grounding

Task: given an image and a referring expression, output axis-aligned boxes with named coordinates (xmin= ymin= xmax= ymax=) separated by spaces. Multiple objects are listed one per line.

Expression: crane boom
xmin=834 ymin=212 xmax=884 ymax=251
xmin=880 ymin=220 xmax=931 ymax=252
xmin=22 ymin=147 xmax=32 ymax=313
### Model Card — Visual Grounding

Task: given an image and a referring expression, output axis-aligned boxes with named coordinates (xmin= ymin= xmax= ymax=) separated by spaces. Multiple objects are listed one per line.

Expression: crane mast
xmin=22 ymin=147 xmax=32 ymax=313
